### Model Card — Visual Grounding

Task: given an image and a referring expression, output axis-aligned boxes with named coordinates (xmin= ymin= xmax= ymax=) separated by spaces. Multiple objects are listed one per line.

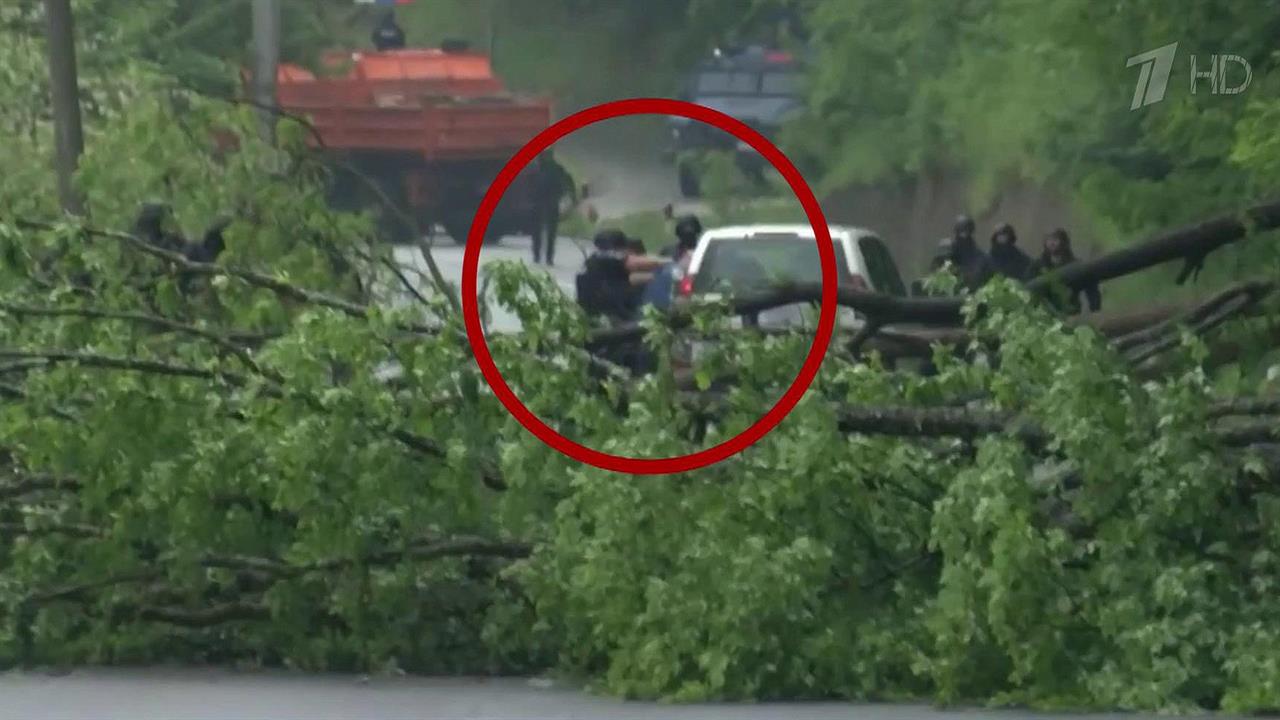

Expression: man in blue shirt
xmin=641 ymin=214 xmax=702 ymax=312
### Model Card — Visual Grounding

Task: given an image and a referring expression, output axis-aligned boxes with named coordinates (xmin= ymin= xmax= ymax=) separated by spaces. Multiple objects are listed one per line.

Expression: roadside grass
xmin=561 ymin=196 xmax=808 ymax=254
xmin=562 ymin=149 xmax=808 ymax=252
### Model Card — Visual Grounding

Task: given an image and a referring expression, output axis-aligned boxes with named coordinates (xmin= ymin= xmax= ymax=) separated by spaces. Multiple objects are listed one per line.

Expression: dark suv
xmin=666 ymin=45 xmax=805 ymax=197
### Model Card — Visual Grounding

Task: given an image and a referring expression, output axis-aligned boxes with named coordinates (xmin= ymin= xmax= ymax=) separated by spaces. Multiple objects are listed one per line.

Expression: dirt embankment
xmin=553 ymin=116 xmax=705 ymax=221
xmin=554 ymin=119 xmax=1087 ymax=285
xmin=821 ymin=171 xmax=1088 ymax=281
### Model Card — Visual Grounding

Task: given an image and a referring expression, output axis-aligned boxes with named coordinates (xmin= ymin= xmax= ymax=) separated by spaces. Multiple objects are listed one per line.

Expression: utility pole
xmin=251 ymin=0 xmax=280 ymax=145
xmin=43 ymin=0 xmax=85 ymax=215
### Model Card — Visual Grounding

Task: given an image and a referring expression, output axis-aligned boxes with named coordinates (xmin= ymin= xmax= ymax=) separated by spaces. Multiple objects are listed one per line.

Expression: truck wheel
xmin=677 ymin=161 xmax=702 ymax=199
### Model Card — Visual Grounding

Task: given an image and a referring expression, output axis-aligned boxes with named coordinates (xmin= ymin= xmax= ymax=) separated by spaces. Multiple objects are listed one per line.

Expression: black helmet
xmin=1046 ymin=227 xmax=1073 ymax=254
xmin=593 ymin=229 xmax=627 ymax=251
xmin=674 ymin=214 xmax=702 ymax=245
xmin=136 ymin=201 xmax=169 ymax=222
xmin=991 ymin=222 xmax=1016 ymax=246
xmin=953 ymin=214 xmax=975 ymax=236
xmin=133 ymin=202 xmax=173 ymax=235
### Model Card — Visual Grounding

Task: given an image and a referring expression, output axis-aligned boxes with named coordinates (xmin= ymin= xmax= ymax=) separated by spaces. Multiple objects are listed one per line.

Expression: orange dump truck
xmin=274 ymin=46 xmax=552 ymax=244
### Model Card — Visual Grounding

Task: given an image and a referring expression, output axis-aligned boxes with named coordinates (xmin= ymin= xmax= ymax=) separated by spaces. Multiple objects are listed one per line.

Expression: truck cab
xmin=271 ymin=43 xmax=552 ymax=245
xmin=666 ymin=45 xmax=805 ymax=198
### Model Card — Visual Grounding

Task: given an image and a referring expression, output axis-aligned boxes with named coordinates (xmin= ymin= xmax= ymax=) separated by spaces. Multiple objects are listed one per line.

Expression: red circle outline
xmin=461 ymin=97 xmax=835 ymax=475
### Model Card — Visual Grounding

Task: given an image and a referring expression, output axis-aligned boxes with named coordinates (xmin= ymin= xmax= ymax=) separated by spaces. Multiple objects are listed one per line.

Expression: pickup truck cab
xmin=677 ymin=223 xmax=905 ymax=320
xmin=670 ymin=223 xmax=907 ymax=370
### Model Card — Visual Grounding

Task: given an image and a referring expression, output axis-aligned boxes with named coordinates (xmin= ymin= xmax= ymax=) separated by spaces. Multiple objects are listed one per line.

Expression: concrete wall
xmin=821 ymin=170 xmax=1094 ymax=283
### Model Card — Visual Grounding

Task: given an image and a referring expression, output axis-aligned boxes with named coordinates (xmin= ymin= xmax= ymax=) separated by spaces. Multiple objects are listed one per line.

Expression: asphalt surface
xmin=395 ymin=234 xmax=581 ymax=334
xmin=0 ymin=669 xmax=1236 ymax=720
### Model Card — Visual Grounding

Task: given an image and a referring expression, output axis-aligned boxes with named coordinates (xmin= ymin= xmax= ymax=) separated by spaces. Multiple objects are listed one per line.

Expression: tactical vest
xmin=576 ymin=250 xmax=631 ymax=320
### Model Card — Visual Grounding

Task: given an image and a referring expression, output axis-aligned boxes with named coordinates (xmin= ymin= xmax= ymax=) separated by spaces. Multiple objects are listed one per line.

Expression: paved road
xmin=388 ymin=126 xmax=707 ymax=336
xmin=0 ymin=669 xmax=1233 ymax=720
xmin=394 ymin=234 xmax=582 ymax=334
xmin=555 ymin=115 xmax=697 ymax=220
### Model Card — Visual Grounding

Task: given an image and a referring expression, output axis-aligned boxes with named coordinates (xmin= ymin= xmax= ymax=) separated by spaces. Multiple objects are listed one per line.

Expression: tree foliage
xmin=2 ymin=2 xmax=1280 ymax=715
xmin=789 ymin=0 xmax=1280 ymax=241
xmin=1 ymin=88 xmax=1278 ymax=705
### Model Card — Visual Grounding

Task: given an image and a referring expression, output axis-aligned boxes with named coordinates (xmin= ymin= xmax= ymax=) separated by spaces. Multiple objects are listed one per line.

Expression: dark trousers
xmin=531 ymin=214 xmax=559 ymax=265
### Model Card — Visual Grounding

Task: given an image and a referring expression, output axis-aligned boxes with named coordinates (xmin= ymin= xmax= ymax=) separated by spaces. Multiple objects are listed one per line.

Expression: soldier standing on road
xmin=928 ymin=236 xmax=954 ymax=273
xmin=530 ymin=151 xmax=576 ymax=267
xmin=1029 ymin=228 xmax=1101 ymax=314
xmin=988 ymin=222 xmax=1032 ymax=281
xmin=372 ymin=11 xmax=406 ymax=51
xmin=577 ymin=229 xmax=668 ymax=322
xmin=579 ymin=230 xmax=667 ymax=374
xmin=948 ymin=215 xmax=995 ymax=292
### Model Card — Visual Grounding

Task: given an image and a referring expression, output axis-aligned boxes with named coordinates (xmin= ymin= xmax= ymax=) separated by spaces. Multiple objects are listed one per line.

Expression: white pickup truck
xmin=670 ymin=223 xmax=908 ymax=370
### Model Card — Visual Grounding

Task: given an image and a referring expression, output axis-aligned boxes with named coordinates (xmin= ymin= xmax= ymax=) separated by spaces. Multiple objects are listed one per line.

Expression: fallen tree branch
xmin=847 ymin=319 xmax=885 ymax=357
xmin=0 ymin=473 xmax=81 ymax=501
xmin=833 ymin=403 xmax=1276 ymax=449
xmin=1029 ymin=198 xmax=1280 ymax=293
xmin=643 ymin=279 xmax=1280 ymax=374
xmin=0 ymin=347 xmax=505 ymax=490
xmin=587 ymin=287 xmax=964 ymax=350
xmin=0 ymin=359 xmax=59 ymax=376
xmin=201 ymin=536 xmax=532 ymax=578
xmin=1195 ymin=319 xmax=1280 ymax=378
xmin=835 ymin=404 xmax=1050 ymax=447
xmin=857 ymin=299 xmax=1228 ymax=363
xmin=1117 ymin=280 xmax=1276 ymax=366
xmin=588 ymin=198 xmax=1280 ymax=350
xmin=1112 ymin=284 xmax=1265 ymax=353
xmin=1208 ymin=397 xmax=1280 ymax=418
xmin=9 ymin=218 xmax=437 ymax=336
xmin=0 ymin=381 xmax=78 ymax=421
xmin=23 ymin=536 xmax=532 ymax=608
xmin=1213 ymin=422 xmax=1280 ymax=447
xmin=0 ymin=521 xmax=103 ymax=539
xmin=137 ymin=600 xmax=270 ymax=627
xmin=0 ymin=301 xmax=274 ymax=376
xmin=27 ymin=571 xmax=161 ymax=605
xmin=0 ymin=348 xmax=249 ymax=385
xmin=1125 ymin=292 xmax=1260 ymax=367
xmin=679 ymin=391 xmax=1280 ymax=450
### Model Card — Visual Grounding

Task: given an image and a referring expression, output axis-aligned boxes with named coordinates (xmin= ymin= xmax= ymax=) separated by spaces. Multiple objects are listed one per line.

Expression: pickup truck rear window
xmin=692 ymin=235 xmax=853 ymax=295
